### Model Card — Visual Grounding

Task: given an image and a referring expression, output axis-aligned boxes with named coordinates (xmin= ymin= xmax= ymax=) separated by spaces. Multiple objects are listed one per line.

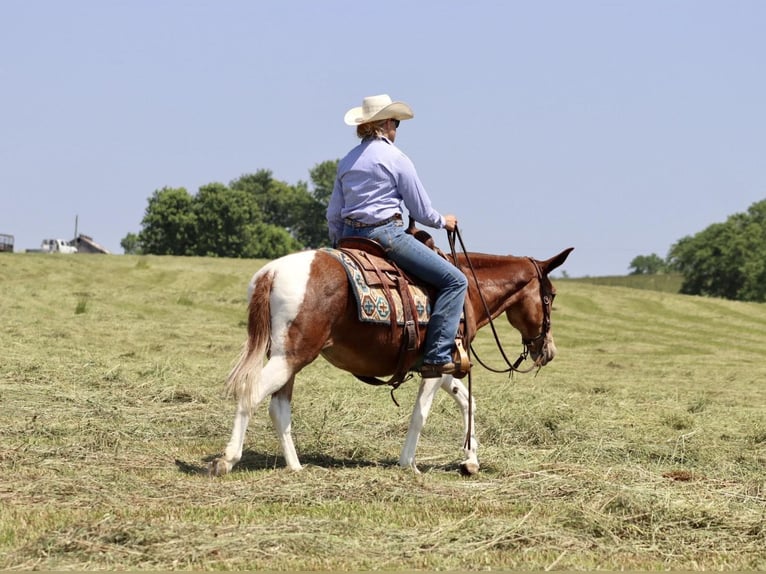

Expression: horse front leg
xmin=442 ymin=376 xmax=480 ymax=475
xmin=398 ymin=375 xmax=443 ymax=473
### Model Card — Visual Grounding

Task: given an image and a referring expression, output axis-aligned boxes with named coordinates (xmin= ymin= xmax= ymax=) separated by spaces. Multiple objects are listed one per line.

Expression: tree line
xmin=121 ymin=161 xmax=338 ymax=259
xmin=629 ymin=198 xmax=766 ymax=302
xmin=124 ymin=166 xmax=765 ymax=303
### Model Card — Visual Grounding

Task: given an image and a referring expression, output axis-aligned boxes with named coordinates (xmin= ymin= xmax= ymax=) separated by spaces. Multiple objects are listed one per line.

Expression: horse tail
xmin=225 ymin=268 xmax=274 ymax=412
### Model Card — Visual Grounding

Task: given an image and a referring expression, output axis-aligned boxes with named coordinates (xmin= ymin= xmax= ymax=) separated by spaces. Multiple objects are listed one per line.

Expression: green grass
xmin=1 ymin=253 xmax=765 ymax=570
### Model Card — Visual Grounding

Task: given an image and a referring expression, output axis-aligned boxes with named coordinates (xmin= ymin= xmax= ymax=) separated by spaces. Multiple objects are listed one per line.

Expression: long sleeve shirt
xmin=326 ymin=136 xmax=445 ymax=246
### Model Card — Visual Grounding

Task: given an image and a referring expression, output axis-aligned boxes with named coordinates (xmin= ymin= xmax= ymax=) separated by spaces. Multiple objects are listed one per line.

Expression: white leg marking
xmin=216 ymin=355 xmax=295 ymax=473
xmin=258 ymin=356 xmax=301 ymax=470
xmin=217 ymin=400 xmax=250 ymax=474
xmin=442 ymin=376 xmax=480 ymax=473
xmin=269 ymin=391 xmax=301 ymax=471
xmin=399 ymin=375 xmax=443 ymax=473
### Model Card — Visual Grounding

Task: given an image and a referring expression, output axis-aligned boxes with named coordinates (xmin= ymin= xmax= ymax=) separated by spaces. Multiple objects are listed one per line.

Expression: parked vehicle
xmin=40 ymin=238 xmax=78 ymax=254
xmin=0 ymin=233 xmax=13 ymax=253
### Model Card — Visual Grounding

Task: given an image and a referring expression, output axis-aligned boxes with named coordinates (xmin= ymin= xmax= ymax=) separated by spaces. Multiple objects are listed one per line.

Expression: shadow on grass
xmin=176 ymin=450 xmax=385 ymax=476
xmin=176 ymin=450 xmax=478 ymax=475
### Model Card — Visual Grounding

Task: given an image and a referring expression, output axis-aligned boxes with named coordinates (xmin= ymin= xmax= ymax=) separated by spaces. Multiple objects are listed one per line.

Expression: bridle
xmin=447 ymin=229 xmax=554 ymax=376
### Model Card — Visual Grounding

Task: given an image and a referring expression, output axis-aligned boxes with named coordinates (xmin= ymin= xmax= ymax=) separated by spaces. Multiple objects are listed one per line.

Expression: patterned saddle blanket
xmin=323 ymin=246 xmax=431 ymax=326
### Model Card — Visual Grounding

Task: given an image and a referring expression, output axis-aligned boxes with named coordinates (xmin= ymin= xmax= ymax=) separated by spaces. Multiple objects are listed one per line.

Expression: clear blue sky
xmin=2 ymin=1 xmax=764 ymax=277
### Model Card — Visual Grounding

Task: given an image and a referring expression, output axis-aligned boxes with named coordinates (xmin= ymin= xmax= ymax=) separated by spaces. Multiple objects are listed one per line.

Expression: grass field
xmin=564 ymin=272 xmax=684 ymax=293
xmin=1 ymin=252 xmax=765 ymax=570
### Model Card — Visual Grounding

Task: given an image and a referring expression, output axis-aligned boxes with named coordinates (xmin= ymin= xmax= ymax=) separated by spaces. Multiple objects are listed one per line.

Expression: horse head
xmin=407 ymin=218 xmax=574 ymax=371
xmin=504 ymin=247 xmax=574 ymax=367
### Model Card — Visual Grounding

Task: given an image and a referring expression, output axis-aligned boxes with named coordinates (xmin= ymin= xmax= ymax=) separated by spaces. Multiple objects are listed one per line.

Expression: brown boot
xmin=420 ymin=362 xmax=456 ymax=378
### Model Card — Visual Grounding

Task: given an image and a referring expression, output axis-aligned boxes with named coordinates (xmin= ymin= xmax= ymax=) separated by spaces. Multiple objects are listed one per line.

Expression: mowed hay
xmin=1 ymin=253 xmax=765 ymax=570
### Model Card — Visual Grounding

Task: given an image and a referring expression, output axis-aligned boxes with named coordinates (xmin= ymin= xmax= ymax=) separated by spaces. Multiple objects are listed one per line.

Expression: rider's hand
xmin=443 ymin=214 xmax=458 ymax=232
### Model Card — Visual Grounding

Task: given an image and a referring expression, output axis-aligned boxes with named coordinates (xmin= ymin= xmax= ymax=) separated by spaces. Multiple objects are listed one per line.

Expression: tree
xmin=231 ymin=170 xmax=286 ymax=223
xmin=232 ymin=165 xmax=336 ymax=250
xmin=667 ymin=199 xmax=766 ymax=302
xmin=628 ymin=253 xmax=667 ymax=275
xmin=242 ymin=222 xmax=302 ymax=259
xmin=120 ymin=232 xmax=141 ymax=255
xmin=309 ymin=159 xmax=338 ymax=205
xmin=192 ymin=183 xmax=260 ymax=258
xmin=286 ymin=180 xmax=326 ymax=249
xmin=297 ymin=160 xmax=339 ymax=249
xmin=138 ymin=187 xmax=196 ymax=255
xmin=133 ymin=162 xmax=340 ymax=258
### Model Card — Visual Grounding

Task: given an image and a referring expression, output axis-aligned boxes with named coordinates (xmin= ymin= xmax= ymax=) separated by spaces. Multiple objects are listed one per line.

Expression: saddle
xmin=337 ymin=237 xmax=424 ymax=385
xmin=336 ymin=230 xmax=471 ymax=388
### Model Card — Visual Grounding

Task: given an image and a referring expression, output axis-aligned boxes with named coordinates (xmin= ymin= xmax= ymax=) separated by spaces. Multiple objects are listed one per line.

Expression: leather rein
xmin=447 ymin=227 xmax=553 ymax=376
xmin=447 ymin=226 xmax=553 ymax=452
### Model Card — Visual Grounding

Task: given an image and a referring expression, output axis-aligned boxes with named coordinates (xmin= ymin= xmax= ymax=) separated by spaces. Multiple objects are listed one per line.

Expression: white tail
xmin=224 ymin=269 xmax=274 ymax=413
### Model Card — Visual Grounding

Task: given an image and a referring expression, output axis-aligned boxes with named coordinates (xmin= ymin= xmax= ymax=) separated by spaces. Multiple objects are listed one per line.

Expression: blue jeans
xmin=343 ymin=218 xmax=468 ymax=365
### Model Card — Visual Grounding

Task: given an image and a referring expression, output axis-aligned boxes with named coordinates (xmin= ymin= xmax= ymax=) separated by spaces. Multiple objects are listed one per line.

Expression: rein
xmin=447 ymin=228 xmax=552 ymax=376
xmin=447 ymin=227 xmax=553 ymax=451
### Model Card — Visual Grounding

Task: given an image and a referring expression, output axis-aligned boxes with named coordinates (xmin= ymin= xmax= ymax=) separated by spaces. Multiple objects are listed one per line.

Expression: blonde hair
xmin=356 ymin=120 xmax=388 ymax=140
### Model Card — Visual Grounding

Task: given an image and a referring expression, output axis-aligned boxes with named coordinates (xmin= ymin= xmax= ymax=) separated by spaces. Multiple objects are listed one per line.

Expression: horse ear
xmin=540 ymin=247 xmax=574 ymax=275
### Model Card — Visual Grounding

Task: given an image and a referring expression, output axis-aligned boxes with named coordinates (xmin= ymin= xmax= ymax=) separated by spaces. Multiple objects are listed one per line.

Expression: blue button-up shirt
xmin=326 ymin=136 xmax=445 ymax=246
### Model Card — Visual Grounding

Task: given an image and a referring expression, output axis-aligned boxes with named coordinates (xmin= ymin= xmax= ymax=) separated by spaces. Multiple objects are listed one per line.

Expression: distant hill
xmin=564 ymin=273 xmax=683 ymax=294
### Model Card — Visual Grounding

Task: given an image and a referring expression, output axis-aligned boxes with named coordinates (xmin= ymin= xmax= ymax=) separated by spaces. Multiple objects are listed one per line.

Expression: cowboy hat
xmin=343 ymin=94 xmax=414 ymax=126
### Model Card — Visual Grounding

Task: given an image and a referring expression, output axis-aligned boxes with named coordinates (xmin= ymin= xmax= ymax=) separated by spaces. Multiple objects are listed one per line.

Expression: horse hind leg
xmin=209 ymin=397 xmax=251 ymax=477
xmin=442 ymin=376 xmax=480 ymax=475
xmin=209 ymin=354 xmax=297 ymax=475
xmin=268 ymin=373 xmax=301 ymax=471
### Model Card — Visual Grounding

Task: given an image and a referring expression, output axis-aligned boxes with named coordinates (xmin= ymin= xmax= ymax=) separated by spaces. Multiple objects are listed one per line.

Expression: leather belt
xmin=343 ymin=213 xmax=402 ymax=229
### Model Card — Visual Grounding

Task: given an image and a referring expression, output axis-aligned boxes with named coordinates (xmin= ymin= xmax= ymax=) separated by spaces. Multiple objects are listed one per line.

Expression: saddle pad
xmin=323 ymin=248 xmax=431 ymax=325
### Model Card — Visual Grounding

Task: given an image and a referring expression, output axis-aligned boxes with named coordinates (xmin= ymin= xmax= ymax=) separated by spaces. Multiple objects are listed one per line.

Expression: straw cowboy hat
xmin=343 ymin=94 xmax=415 ymax=126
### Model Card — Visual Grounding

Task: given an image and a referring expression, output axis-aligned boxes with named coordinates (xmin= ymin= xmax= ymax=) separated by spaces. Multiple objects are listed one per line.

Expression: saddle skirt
xmin=323 ymin=243 xmax=431 ymax=326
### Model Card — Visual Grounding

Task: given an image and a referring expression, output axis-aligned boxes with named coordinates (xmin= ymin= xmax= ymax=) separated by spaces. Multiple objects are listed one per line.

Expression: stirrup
xmin=452 ymin=338 xmax=472 ymax=378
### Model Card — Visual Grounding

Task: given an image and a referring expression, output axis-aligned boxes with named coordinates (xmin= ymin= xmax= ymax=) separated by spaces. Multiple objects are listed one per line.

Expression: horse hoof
xmin=208 ymin=458 xmax=231 ymax=477
xmin=459 ymin=460 xmax=480 ymax=476
xmin=399 ymin=461 xmax=421 ymax=475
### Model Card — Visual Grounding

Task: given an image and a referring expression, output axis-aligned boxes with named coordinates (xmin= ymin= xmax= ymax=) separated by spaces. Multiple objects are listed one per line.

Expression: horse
xmin=208 ymin=238 xmax=573 ymax=476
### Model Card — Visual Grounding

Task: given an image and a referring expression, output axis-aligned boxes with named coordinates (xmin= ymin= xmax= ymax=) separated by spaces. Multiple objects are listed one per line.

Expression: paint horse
xmin=209 ymin=234 xmax=573 ymax=475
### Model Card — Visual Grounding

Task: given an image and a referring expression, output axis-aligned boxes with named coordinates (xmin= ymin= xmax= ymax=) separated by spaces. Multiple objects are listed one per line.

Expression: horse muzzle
xmin=530 ymin=334 xmax=557 ymax=367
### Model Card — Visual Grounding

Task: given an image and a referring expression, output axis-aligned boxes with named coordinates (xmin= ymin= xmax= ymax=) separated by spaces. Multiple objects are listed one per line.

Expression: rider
xmin=326 ymin=94 xmax=468 ymax=378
